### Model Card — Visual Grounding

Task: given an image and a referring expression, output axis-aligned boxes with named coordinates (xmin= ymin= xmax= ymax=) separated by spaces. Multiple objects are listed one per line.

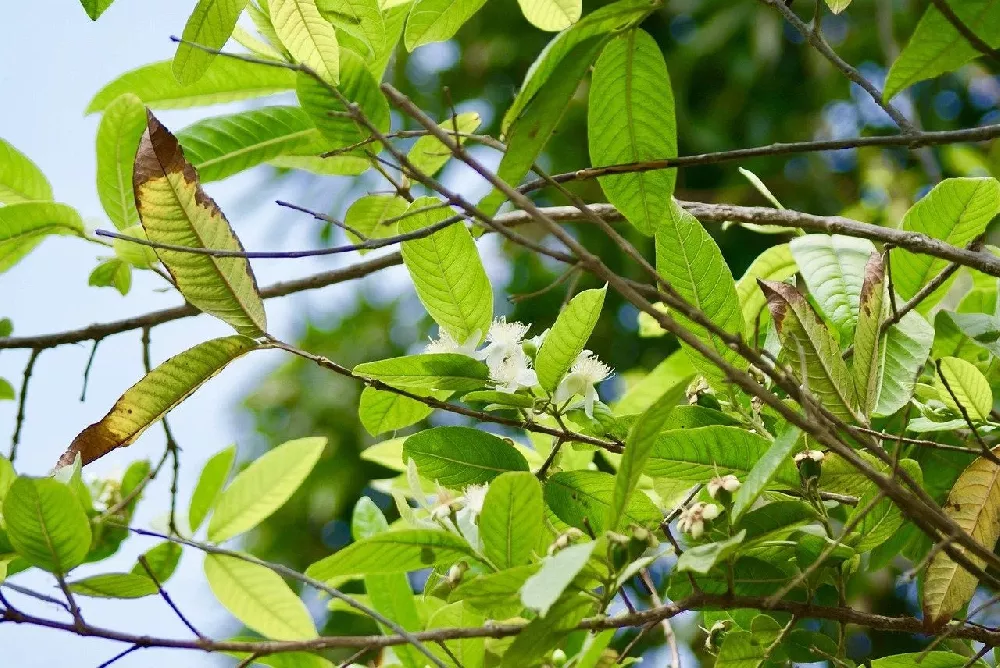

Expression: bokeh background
xmin=1 ymin=0 xmax=998 ymax=665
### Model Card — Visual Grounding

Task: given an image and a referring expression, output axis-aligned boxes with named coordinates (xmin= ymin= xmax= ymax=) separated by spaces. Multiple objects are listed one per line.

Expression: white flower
xmin=553 ymin=350 xmax=613 ymax=417
xmin=707 ymin=474 xmax=741 ymax=498
xmin=424 ymin=330 xmax=479 ymax=357
xmin=476 ymin=318 xmax=532 ymax=371
xmin=678 ymin=502 xmax=720 ymax=539
xmin=464 ymin=483 xmax=489 ymax=515
xmin=491 ymin=355 xmax=539 ymax=393
xmin=794 ymin=450 xmax=825 ymax=464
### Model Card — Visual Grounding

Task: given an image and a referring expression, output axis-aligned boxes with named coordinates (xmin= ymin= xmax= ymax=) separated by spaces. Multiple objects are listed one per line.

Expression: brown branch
xmin=9 ymin=348 xmax=41 ymax=462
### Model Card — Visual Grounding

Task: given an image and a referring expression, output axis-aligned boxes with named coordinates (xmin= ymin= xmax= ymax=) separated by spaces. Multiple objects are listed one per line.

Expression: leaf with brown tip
xmin=852 ymin=251 xmax=887 ymax=418
xmin=57 ymin=336 xmax=257 ymax=467
xmin=924 ymin=447 xmax=1000 ymax=628
xmin=134 ymin=111 xmax=267 ymax=338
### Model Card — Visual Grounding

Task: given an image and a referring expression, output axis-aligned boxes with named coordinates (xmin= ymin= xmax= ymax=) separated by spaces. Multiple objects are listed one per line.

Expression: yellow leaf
xmin=270 ymin=0 xmax=340 ymax=84
xmin=134 ymin=111 xmax=267 ymax=338
xmin=924 ymin=447 xmax=1000 ymax=627
xmin=936 ymin=356 xmax=992 ymax=422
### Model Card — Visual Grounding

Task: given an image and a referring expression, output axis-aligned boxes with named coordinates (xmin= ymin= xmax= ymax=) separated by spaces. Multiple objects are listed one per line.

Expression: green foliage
xmin=535 ymin=286 xmax=605 ymax=392
xmin=271 ymin=0 xmax=341 ymax=83
xmin=0 ymin=137 xmax=53 ymax=204
xmin=479 ymin=472 xmax=543 ymax=569
xmin=173 ymin=0 xmax=248 ymax=84
xmin=403 ymin=427 xmax=529 ymax=487
xmin=4 ymin=478 xmax=92 ymax=574
xmin=189 ymin=444 xmax=237 ymax=532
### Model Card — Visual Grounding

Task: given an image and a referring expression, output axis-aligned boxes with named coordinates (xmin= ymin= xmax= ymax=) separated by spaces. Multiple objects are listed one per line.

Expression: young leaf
xmin=609 ymin=377 xmax=689 ymax=530
xmin=4 ymin=477 xmax=92 ymax=573
xmin=875 ymin=310 xmax=934 ymax=417
xmin=57 ymin=336 xmax=257 ymax=467
xmin=173 ymin=0 xmax=249 ymax=85
xmin=545 ymin=470 xmax=661 ymax=533
xmin=853 ymin=252 xmax=888 ymax=417
xmin=344 ymin=194 xmax=409 ymax=251
xmin=176 ymin=106 xmax=317 ymax=182
xmin=731 ymin=426 xmax=801 ymax=521
xmin=825 ymin=0 xmax=851 ymax=13
xmin=133 ymin=111 xmax=268 ymax=337
xmin=87 ymin=59 xmax=296 ymax=114
xmin=759 ymin=279 xmax=858 ymax=423
xmin=676 ymin=530 xmax=746 ymax=574
xmin=400 ymin=197 xmax=493 ymax=344
xmin=647 ymin=426 xmax=800 ymax=486
xmin=588 ymin=29 xmax=676 ymax=235
xmin=208 ymin=436 xmax=326 ymax=542
xmin=521 ymin=542 xmax=594 ymax=616
xmin=354 ymin=353 xmax=489 ymax=391
xmin=270 ymin=0 xmax=340 ymax=83
xmin=535 ymin=286 xmax=606 ymax=392
xmin=69 ymin=573 xmax=159 ymax=599
xmin=0 ymin=202 xmax=85 ymax=275
xmin=890 ymin=178 xmax=1000 ymax=309
xmin=205 ymin=553 xmax=317 ymax=639
xmin=480 ymin=472 xmax=544 ymax=569
xmin=924 ymin=447 xmax=1000 ymax=627
xmin=96 ymin=94 xmax=146 ymax=230
xmin=518 ymin=0 xmax=580 ymax=31
xmin=873 ymin=652 xmax=989 ymax=668
xmin=406 ymin=112 xmax=481 ymax=177
xmin=404 ymin=0 xmax=487 ymax=50
xmin=80 ymin=0 xmax=116 ymax=20
xmin=735 ymin=243 xmax=797 ymax=332
xmin=132 ymin=541 xmax=183 ymax=582
xmin=0 ymin=137 xmax=52 ymax=204
xmin=88 ymin=258 xmax=132 ymax=295
xmin=935 ymin=356 xmax=992 ymax=421
xmin=0 ymin=378 xmax=13 ymax=402
xmin=789 ymin=234 xmax=876 ymax=340
xmin=403 ymin=426 xmax=529 ymax=487
xmin=305 ymin=529 xmax=480 ymax=581
xmin=885 ymin=0 xmax=1000 ymax=100
xmin=189 ymin=444 xmax=238 ymax=532
xmin=359 ymin=386 xmax=434 ymax=436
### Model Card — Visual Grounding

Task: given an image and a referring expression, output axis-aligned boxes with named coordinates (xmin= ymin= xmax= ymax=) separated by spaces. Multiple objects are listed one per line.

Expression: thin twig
xmin=9 ymin=348 xmax=41 ymax=462
xmin=137 ymin=555 xmax=205 ymax=640
xmin=79 ymin=337 xmax=103 ymax=401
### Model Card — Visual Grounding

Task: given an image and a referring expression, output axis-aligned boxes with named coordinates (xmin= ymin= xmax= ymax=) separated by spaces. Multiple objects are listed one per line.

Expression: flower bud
xmin=707 ymin=474 xmax=741 ymax=505
xmin=794 ymin=449 xmax=825 ymax=483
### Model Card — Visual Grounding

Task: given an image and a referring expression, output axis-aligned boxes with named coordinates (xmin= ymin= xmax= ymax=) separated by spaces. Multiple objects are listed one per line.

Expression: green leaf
xmin=450 ymin=564 xmax=540 ymax=616
xmin=69 ymin=573 xmax=159 ymax=598
xmin=588 ymin=29 xmax=675 ymax=235
xmin=656 ymin=201 xmax=747 ymax=392
xmin=736 ymin=500 xmax=816 ymax=543
xmin=521 ymin=541 xmax=594 ymax=616
xmin=58 ymin=336 xmax=257 ymax=467
xmin=535 ymin=286 xmax=606 ymax=392
xmin=404 ymin=0 xmax=487 ymax=50
xmin=359 ymin=386 xmax=434 ymax=436
xmin=344 ymin=194 xmax=409 ymax=252
xmin=87 ymin=59 xmax=296 ymax=114
xmin=0 ymin=318 xmax=11 ymax=337
xmin=4 ymin=477 xmax=92 ymax=573
xmin=519 ymin=0 xmax=580 ymax=31
xmin=96 ymin=94 xmax=146 ymax=230
xmin=80 ymin=0 xmax=116 ymax=19
xmin=891 ymin=178 xmax=1000 ymax=308
xmin=0 ymin=137 xmax=52 ymax=204
xmin=88 ymin=259 xmax=132 ymax=296
xmin=400 ymin=197 xmax=493 ymax=344
xmin=0 ymin=378 xmax=13 ymax=402
xmin=759 ymin=279 xmax=858 ymax=423
xmin=848 ymin=459 xmax=921 ymax=554
xmin=501 ymin=594 xmax=592 ymax=667
xmin=403 ymin=426 xmax=529 ymax=487
xmin=825 ymin=0 xmax=851 ymax=13
xmin=0 ymin=202 xmax=85 ymax=275
xmin=677 ymin=530 xmax=746 ymax=574
xmin=463 ymin=390 xmax=535 ymax=408
xmin=873 ymin=652 xmax=989 ymax=668
xmin=853 ymin=252 xmax=887 ymax=418
xmin=426 ymin=602 xmax=486 ymax=668
xmin=295 ymin=49 xmax=389 ymax=151
xmin=270 ymin=0 xmax=340 ymax=82
xmin=789 ymin=234 xmax=876 ymax=340
xmin=354 ymin=353 xmax=489 ymax=391
xmin=134 ymin=112 xmax=268 ymax=337
xmin=176 ymin=106 xmax=316 ymax=183
xmin=406 ymin=112 xmax=482 ymax=177
xmin=609 ymin=377 xmax=689 ymax=530
xmin=174 ymin=0 xmax=249 ymax=84
xmin=885 ymin=0 xmax=1000 ymax=99
xmin=205 ymin=553 xmax=317 ymax=639
xmin=941 ymin=310 xmax=1000 ymax=359
xmin=614 ymin=351 xmax=696 ymax=415
xmin=189 ymin=444 xmax=237 ymax=532
xmin=935 ymin=356 xmax=992 ymax=421
xmin=306 ymin=529 xmax=480 ymax=581
xmin=545 ymin=470 xmax=660 ymax=534
xmin=735 ymin=243 xmax=797 ymax=333
xmin=132 ymin=541 xmax=183 ymax=582
xmin=209 ymin=437 xmax=326 ymax=542
xmin=647 ymin=426 xmax=800 ymax=486
xmin=875 ymin=311 xmax=934 ymax=417
xmin=480 ymin=472 xmax=543 ymax=569
xmin=316 ymin=0 xmax=385 ymax=66
xmin=731 ymin=426 xmax=801 ymax=521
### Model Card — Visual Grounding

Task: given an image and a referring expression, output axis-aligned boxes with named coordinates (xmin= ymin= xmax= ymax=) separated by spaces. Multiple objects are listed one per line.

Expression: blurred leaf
xmin=0 ymin=137 xmax=53 ymax=203
xmin=825 ymin=0 xmax=851 ymax=12
xmin=406 ymin=112 xmax=481 ymax=177
xmin=519 ymin=0 xmax=579 ymax=30
xmin=87 ymin=59 xmax=295 ymax=114
xmin=174 ymin=0 xmax=249 ymax=84
xmin=344 ymin=194 xmax=409 ymax=251
xmin=545 ymin=470 xmax=660 ymax=533
xmin=521 ymin=541 xmax=594 ymax=616
xmin=853 ymin=252 xmax=887 ymax=418
xmin=873 ymin=652 xmax=988 ymax=668
xmin=935 ymin=356 xmax=992 ymax=421
xmin=0 ymin=202 xmax=85 ymax=275
xmin=480 ymin=472 xmax=543 ymax=569
xmin=403 ymin=426 xmax=529 ymax=487
xmin=57 ymin=336 xmax=257 ymax=467
xmin=88 ymin=258 xmax=132 ymax=296
xmin=789 ymin=234 xmax=875 ymax=340
xmin=588 ymin=29 xmax=675 ymax=235
xmin=209 ymin=437 xmax=327 ymax=542
xmin=400 ymin=197 xmax=493 ymax=344
xmin=96 ymin=93 xmax=146 ymax=230
xmin=205 ymin=553 xmax=317 ymax=639
xmin=306 ymin=529 xmax=480 ymax=581
xmin=354 ymin=353 xmax=489 ymax=391
xmin=536 ymin=286 xmax=606 ymax=392
xmin=404 ymin=0 xmax=488 ymax=50
xmin=4 ymin=477 xmax=91 ymax=573
xmin=731 ymin=426 xmax=801 ymax=521
xmin=0 ymin=379 xmax=12 ymax=402
xmin=189 ymin=444 xmax=238 ymax=532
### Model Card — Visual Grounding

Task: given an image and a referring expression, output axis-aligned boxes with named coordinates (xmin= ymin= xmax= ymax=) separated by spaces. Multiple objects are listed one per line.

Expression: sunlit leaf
xmin=344 ymin=194 xmax=409 ymax=251
xmin=132 ymin=541 xmax=183 ymax=582
xmin=853 ymin=251 xmax=887 ymax=418
xmin=501 ymin=594 xmax=592 ymax=667
xmin=404 ymin=426 xmax=529 ymax=487
xmin=0 ymin=202 xmax=85 ymax=275
xmin=57 ymin=336 xmax=257 ymax=467
xmin=174 ymin=0 xmax=249 ymax=84
xmin=0 ymin=137 xmax=52 ymax=204
xmin=647 ymin=426 xmax=800 ymax=486
xmin=354 ymin=353 xmax=489 ymax=391
xmin=80 ymin=0 xmax=116 ymax=20
xmin=69 ymin=573 xmax=159 ymax=598
xmin=426 ymin=602 xmax=487 ymax=668
xmin=873 ymin=652 xmax=988 ymax=668
xmin=189 ymin=444 xmax=237 ymax=532
xmin=271 ymin=0 xmax=340 ymax=83
xmin=450 ymin=564 xmax=540 ymax=616
xmin=519 ymin=0 xmax=580 ymax=31
xmin=406 ymin=112 xmax=481 ymax=177
xmin=88 ymin=258 xmax=132 ymax=295
xmin=404 ymin=0 xmax=487 ymax=50
xmin=535 ymin=286 xmax=606 ymax=392
xmin=480 ymin=472 xmax=543 ymax=569
xmin=875 ymin=310 xmax=934 ymax=417
xmin=677 ymin=530 xmax=745 ymax=574
xmin=935 ymin=356 xmax=992 ymax=421
xmin=359 ymin=386 xmax=434 ymax=435
xmin=731 ymin=426 xmax=801 ymax=521
xmin=4 ymin=477 xmax=91 ymax=574
xmin=306 ymin=530 xmax=481 ymax=581
xmin=521 ymin=542 xmax=594 ymax=616
xmin=96 ymin=93 xmax=146 ymax=230
xmin=134 ymin=112 xmax=268 ymax=337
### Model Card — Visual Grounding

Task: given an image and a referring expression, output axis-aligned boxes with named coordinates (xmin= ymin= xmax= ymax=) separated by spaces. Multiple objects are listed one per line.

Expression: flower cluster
xmin=677 ymin=501 xmax=720 ymax=539
xmin=707 ymin=474 xmax=741 ymax=499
